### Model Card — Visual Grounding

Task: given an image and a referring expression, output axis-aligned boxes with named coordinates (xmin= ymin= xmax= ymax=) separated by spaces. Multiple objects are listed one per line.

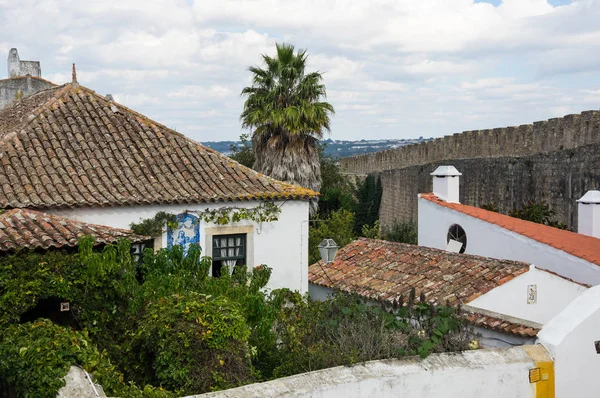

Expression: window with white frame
xmin=212 ymin=234 xmax=246 ymax=277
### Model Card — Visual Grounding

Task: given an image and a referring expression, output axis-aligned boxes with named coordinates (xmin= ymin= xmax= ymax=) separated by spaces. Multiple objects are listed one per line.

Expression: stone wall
xmin=340 ymin=110 xmax=600 ymax=175
xmin=0 ymin=76 xmax=54 ymax=110
xmin=379 ymin=143 xmax=600 ymax=230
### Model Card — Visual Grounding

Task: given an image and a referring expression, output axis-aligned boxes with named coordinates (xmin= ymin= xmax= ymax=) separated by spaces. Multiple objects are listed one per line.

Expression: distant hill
xmin=202 ymin=137 xmax=433 ymax=158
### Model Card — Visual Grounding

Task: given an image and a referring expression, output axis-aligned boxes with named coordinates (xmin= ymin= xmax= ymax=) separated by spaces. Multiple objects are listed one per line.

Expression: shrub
xmin=136 ymin=292 xmax=252 ymax=395
xmin=308 ymin=209 xmax=355 ymax=264
xmin=381 ymin=221 xmax=418 ymax=245
xmin=509 ymin=200 xmax=567 ymax=229
xmin=270 ymin=292 xmax=470 ymax=378
xmin=0 ymin=320 xmax=170 ymax=398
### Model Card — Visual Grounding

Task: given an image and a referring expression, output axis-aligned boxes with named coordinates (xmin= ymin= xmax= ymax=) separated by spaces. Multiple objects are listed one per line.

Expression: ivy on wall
xmin=130 ymin=202 xmax=282 ymax=236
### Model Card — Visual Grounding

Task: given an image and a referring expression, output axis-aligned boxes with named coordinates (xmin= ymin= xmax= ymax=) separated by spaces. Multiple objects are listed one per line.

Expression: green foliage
xmin=480 ymin=202 xmax=499 ymax=212
xmin=136 ymin=292 xmax=251 ymax=394
xmin=228 ymin=133 xmax=255 ymax=168
xmin=308 ymin=209 xmax=356 ymax=265
xmin=361 ymin=220 xmax=380 ymax=239
xmin=0 ymin=234 xmax=470 ymax=396
xmin=0 ymin=320 xmax=171 ymax=398
xmin=270 ymin=292 xmax=470 ymax=377
xmin=509 ymin=200 xmax=567 ymax=229
xmin=0 ymin=249 xmax=79 ymax=327
xmin=353 ymin=174 xmax=382 ymax=235
xmin=194 ymin=202 xmax=281 ymax=226
xmin=381 ymin=221 xmax=418 ymax=245
xmin=317 ymin=143 xmax=355 ymax=217
xmin=130 ymin=203 xmax=281 ymax=237
xmin=130 ymin=211 xmax=177 ymax=237
xmin=241 ymin=43 xmax=335 ymax=194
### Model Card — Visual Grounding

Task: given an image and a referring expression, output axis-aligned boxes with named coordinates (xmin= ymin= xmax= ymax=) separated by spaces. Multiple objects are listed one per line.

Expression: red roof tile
xmin=421 ymin=193 xmax=600 ymax=267
xmin=0 ymin=84 xmax=318 ymax=209
xmin=463 ymin=306 xmax=541 ymax=337
xmin=0 ymin=208 xmax=148 ymax=251
xmin=308 ymin=238 xmax=530 ymax=305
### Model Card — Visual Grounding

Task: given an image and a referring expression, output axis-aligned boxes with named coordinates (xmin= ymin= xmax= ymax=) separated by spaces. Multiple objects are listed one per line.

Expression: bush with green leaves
xmin=270 ymin=291 xmax=470 ymax=378
xmin=353 ymin=174 xmax=382 ymax=235
xmin=135 ymin=292 xmax=251 ymax=395
xmin=0 ymin=320 xmax=171 ymax=398
xmin=381 ymin=221 xmax=418 ymax=245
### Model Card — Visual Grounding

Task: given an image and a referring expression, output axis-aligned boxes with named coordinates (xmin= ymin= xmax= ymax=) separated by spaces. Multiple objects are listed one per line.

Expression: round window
xmin=447 ymin=224 xmax=467 ymax=253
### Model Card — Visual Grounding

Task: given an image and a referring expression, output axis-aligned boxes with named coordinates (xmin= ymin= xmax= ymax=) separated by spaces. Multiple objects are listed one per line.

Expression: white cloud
xmin=0 ymin=0 xmax=599 ymax=142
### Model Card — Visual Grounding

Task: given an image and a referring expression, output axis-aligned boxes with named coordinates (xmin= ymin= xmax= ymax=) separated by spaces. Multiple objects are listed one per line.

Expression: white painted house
xmin=0 ymin=80 xmax=317 ymax=293
xmin=418 ymin=166 xmax=600 ymax=286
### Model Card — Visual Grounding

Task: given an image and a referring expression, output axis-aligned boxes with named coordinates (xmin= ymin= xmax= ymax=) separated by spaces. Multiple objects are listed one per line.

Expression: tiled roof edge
xmin=462 ymin=305 xmax=543 ymax=330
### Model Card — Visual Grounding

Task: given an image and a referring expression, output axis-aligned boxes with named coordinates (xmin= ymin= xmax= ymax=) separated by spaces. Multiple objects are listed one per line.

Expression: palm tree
xmin=240 ymin=43 xmax=335 ymax=199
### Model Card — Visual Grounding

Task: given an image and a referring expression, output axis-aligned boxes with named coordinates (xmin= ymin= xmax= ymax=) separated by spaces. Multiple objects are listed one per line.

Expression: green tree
xmin=317 ymin=143 xmax=355 ymax=217
xmin=228 ymin=133 xmax=255 ymax=168
xmin=308 ymin=209 xmax=355 ymax=265
xmin=240 ymin=43 xmax=335 ymax=196
xmin=381 ymin=221 xmax=418 ymax=245
xmin=353 ymin=174 xmax=383 ymax=235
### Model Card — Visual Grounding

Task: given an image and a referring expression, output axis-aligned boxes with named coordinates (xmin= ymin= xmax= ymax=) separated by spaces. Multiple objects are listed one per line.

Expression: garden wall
xmin=189 ymin=345 xmax=552 ymax=398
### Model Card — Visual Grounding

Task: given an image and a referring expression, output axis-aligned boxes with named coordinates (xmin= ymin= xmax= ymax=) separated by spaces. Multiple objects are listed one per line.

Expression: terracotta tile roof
xmin=0 ymin=208 xmax=149 ymax=251
xmin=463 ymin=306 xmax=541 ymax=338
xmin=420 ymin=193 xmax=600 ymax=267
xmin=0 ymin=83 xmax=318 ymax=209
xmin=308 ymin=238 xmax=530 ymax=305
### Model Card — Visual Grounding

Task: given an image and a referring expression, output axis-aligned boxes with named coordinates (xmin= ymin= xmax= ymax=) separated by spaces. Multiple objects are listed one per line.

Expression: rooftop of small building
xmin=0 ymin=208 xmax=149 ymax=252
xmin=0 ymin=82 xmax=318 ymax=210
xmin=420 ymin=193 xmax=600 ymax=267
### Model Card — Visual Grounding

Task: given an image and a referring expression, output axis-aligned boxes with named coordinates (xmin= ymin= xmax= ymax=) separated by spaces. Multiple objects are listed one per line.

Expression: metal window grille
xmin=212 ymin=234 xmax=246 ymax=277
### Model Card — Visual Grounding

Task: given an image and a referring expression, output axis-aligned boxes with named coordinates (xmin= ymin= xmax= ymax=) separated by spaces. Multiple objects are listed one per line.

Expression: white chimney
xmin=431 ymin=166 xmax=462 ymax=203
xmin=577 ymin=190 xmax=600 ymax=238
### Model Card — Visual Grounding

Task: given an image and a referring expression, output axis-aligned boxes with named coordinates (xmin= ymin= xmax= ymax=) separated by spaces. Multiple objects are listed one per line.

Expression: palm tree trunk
xmin=253 ymin=132 xmax=321 ymax=212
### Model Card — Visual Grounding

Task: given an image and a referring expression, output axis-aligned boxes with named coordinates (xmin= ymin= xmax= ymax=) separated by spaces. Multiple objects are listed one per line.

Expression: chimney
xmin=577 ymin=190 xmax=600 ymax=238
xmin=431 ymin=166 xmax=462 ymax=203
xmin=7 ymin=48 xmax=19 ymax=78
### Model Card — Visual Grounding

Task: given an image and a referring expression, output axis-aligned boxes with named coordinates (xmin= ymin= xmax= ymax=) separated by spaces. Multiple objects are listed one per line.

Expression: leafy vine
xmin=191 ymin=201 xmax=281 ymax=225
xmin=130 ymin=202 xmax=281 ymax=236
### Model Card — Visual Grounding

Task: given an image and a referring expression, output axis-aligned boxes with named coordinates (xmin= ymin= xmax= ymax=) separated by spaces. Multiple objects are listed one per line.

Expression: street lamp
xmin=318 ymin=239 xmax=339 ymax=263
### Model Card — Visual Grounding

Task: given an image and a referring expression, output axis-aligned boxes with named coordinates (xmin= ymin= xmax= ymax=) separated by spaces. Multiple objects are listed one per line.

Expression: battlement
xmin=340 ymin=110 xmax=600 ymax=175
xmin=8 ymin=48 xmax=41 ymax=78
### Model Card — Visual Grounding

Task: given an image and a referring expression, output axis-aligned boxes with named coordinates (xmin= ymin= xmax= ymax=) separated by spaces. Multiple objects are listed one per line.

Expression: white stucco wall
xmin=418 ymin=197 xmax=600 ymax=285
xmin=188 ymin=346 xmax=549 ymax=398
xmin=49 ymin=200 xmax=310 ymax=293
xmin=538 ymin=285 xmax=600 ymax=398
xmin=468 ymin=265 xmax=587 ymax=324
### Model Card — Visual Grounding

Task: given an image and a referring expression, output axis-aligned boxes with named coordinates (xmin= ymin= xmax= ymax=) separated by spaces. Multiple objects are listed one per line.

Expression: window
xmin=131 ymin=239 xmax=154 ymax=264
xmin=212 ymin=234 xmax=246 ymax=277
xmin=447 ymin=224 xmax=467 ymax=254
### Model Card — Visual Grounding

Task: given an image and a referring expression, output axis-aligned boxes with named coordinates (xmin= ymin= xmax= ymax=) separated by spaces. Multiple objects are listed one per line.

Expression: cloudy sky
xmin=1 ymin=0 xmax=599 ymax=142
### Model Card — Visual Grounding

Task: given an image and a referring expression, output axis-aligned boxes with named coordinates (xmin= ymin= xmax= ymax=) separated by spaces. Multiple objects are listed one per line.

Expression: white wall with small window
xmin=417 ymin=196 xmax=600 ymax=285
xmin=49 ymin=199 xmax=310 ymax=293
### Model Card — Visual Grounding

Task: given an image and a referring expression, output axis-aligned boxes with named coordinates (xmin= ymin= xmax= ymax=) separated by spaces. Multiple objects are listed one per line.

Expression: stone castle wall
xmin=379 ymin=143 xmax=600 ymax=231
xmin=340 ymin=110 xmax=600 ymax=175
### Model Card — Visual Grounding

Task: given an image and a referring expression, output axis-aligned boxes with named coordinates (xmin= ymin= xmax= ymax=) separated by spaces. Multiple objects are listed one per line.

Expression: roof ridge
xmin=0 ymin=75 xmax=58 ymax=87
xmin=0 ymin=84 xmax=71 ymax=149
xmin=420 ymin=193 xmax=600 ymax=267
xmin=76 ymin=85 xmax=319 ymax=196
xmin=356 ymin=237 xmax=530 ymax=268
xmin=462 ymin=305 xmax=544 ymax=330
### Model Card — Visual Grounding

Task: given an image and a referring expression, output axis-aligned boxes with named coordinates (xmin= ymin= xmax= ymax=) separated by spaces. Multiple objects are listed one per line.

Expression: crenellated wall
xmin=379 ymin=143 xmax=600 ymax=231
xmin=340 ymin=110 xmax=600 ymax=175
